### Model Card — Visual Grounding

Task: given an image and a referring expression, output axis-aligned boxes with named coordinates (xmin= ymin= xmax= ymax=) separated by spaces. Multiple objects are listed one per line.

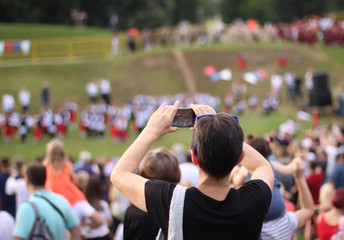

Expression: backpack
xmin=27 ymin=201 xmax=55 ymax=240
xmin=27 ymin=195 xmax=66 ymax=240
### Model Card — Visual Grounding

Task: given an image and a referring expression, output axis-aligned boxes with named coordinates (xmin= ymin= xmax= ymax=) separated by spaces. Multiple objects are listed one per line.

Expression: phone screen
xmin=171 ymin=108 xmax=196 ymax=127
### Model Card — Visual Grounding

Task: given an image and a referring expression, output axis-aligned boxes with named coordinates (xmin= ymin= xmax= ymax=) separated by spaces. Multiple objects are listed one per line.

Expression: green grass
xmin=0 ymin=24 xmax=344 ymax=161
xmin=0 ymin=23 xmax=111 ymax=40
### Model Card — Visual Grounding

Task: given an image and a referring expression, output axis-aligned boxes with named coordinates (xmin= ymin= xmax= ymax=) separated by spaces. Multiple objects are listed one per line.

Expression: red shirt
xmin=306 ymin=170 xmax=325 ymax=205
xmin=317 ymin=213 xmax=339 ymax=240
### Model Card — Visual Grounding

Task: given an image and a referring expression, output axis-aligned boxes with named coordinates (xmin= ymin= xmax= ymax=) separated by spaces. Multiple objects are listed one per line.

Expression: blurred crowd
xmin=1 ymin=70 xmax=344 ymax=145
xmin=0 ymin=108 xmax=344 ymax=239
xmin=117 ymin=14 xmax=344 ymax=56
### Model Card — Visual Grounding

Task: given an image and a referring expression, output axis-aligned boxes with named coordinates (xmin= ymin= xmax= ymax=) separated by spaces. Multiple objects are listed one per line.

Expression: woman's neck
xmin=196 ymin=170 xmax=231 ymax=201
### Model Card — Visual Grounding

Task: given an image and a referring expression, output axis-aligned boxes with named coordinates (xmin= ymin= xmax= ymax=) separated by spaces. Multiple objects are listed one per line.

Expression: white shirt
xmin=2 ymin=94 xmax=15 ymax=112
xmin=73 ymin=200 xmax=96 ymax=221
xmin=5 ymin=176 xmax=30 ymax=210
xmin=0 ymin=211 xmax=15 ymax=240
xmin=18 ymin=90 xmax=30 ymax=106
xmin=271 ymin=75 xmax=283 ymax=90
xmin=325 ymin=145 xmax=339 ymax=178
xmin=81 ymin=200 xmax=111 ymax=238
xmin=86 ymin=82 xmax=99 ymax=97
xmin=99 ymin=79 xmax=111 ymax=95
xmin=179 ymin=162 xmax=199 ymax=186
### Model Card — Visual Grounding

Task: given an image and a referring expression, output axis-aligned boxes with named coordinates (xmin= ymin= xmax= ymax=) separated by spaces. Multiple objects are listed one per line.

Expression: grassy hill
xmin=0 ymin=24 xmax=344 ymax=161
xmin=0 ymin=23 xmax=111 ymax=39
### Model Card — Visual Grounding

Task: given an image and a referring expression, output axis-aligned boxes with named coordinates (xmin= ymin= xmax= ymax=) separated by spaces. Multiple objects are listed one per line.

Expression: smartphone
xmin=171 ymin=108 xmax=196 ymax=127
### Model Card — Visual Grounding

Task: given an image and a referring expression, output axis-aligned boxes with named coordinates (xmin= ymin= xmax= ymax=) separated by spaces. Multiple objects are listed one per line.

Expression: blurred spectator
xmin=43 ymin=139 xmax=104 ymax=229
xmin=13 ymin=162 xmax=81 ymax=240
xmin=76 ymin=170 xmax=90 ymax=193
xmin=18 ymin=86 xmax=30 ymax=113
xmin=317 ymin=188 xmax=344 ymax=240
xmin=232 ymin=79 xmax=247 ymax=101
xmin=0 ymin=200 xmax=15 ymax=240
xmin=330 ymin=153 xmax=344 ymax=189
xmin=306 ymin=161 xmax=325 ymax=205
xmin=99 ymin=78 xmax=111 ymax=105
xmin=40 ymin=82 xmax=50 ymax=108
xmin=83 ymin=176 xmax=112 ymax=240
xmin=65 ymin=99 xmax=78 ymax=129
xmin=75 ymin=150 xmax=99 ymax=176
xmin=0 ymin=157 xmax=16 ymax=217
xmin=109 ymin=13 xmax=119 ymax=34
xmin=2 ymin=90 xmax=15 ymax=114
xmin=5 ymin=157 xmax=29 ymax=210
xmin=123 ymin=147 xmax=181 ymax=240
xmin=261 ymin=158 xmax=314 ymax=240
xmin=86 ymin=80 xmax=99 ymax=103
xmin=337 ymin=85 xmax=344 ymax=116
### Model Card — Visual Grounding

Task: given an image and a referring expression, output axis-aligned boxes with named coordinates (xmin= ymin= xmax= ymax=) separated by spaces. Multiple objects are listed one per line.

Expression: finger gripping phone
xmin=171 ymin=108 xmax=196 ymax=127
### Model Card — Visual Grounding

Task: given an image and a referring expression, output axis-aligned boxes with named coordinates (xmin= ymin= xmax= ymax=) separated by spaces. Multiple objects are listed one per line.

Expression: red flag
xmin=5 ymin=41 xmax=13 ymax=53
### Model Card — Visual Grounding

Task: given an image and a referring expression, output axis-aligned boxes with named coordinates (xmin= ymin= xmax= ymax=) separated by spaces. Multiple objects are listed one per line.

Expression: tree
xmin=173 ymin=0 xmax=199 ymax=25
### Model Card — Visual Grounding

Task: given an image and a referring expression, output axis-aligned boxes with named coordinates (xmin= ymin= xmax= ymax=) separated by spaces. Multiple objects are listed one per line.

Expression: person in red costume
xmin=317 ymin=188 xmax=344 ymax=240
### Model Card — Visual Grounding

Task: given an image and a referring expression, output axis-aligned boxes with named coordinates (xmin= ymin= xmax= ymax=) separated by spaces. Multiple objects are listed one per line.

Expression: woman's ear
xmin=236 ymin=150 xmax=245 ymax=165
xmin=190 ymin=149 xmax=199 ymax=166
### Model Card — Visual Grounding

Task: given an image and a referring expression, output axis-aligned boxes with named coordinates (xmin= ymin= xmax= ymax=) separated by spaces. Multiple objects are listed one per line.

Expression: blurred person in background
xmin=123 ymin=147 xmax=181 ymax=240
xmin=13 ymin=162 xmax=81 ymax=240
xmin=5 ymin=156 xmax=29 ymax=210
xmin=317 ymin=188 xmax=344 ymax=240
xmin=0 ymin=196 xmax=15 ymax=240
xmin=261 ymin=158 xmax=315 ymax=240
xmin=86 ymin=80 xmax=99 ymax=104
xmin=0 ymin=156 xmax=16 ymax=217
xmin=330 ymin=153 xmax=344 ymax=189
xmin=43 ymin=139 xmax=104 ymax=229
xmin=306 ymin=160 xmax=325 ymax=205
xmin=2 ymin=90 xmax=15 ymax=114
xmin=18 ymin=86 xmax=30 ymax=114
xmin=99 ymin=78 xmax=111 ymax=106
xmin=83 ymin=176 xmax=112 ymax=240
xmin=40 ymin=82 xmax=50 ymax=109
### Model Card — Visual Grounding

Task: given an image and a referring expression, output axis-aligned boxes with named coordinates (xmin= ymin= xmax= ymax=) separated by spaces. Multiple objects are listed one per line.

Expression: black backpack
xmin=27 ymin=201 xmax=55 ymax=240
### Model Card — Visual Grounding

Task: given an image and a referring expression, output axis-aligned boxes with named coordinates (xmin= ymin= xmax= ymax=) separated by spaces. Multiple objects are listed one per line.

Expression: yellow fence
xmin=0 ymin=35 xmax=112 ymax=61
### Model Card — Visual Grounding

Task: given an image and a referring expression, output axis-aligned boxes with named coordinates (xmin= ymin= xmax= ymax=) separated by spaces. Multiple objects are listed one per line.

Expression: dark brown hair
xmin=26 ymin=162 xmax=46 ymax=187
xmin=248 ymin=137 xmax=272 ymax=159
xmin=191 ymin=114 xmax=244 ymax=180
xmin=84 ymin=176 xmax=104 ymax=211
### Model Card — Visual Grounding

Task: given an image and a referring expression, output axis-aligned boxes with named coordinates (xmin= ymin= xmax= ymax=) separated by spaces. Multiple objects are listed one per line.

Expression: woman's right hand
xmin=144 ymin=101 xmax=180 ymax=138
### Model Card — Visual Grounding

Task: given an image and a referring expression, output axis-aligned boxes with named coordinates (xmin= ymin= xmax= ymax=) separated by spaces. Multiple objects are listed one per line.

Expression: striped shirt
xmin=261 ymin=212 xmax=298 ymax=240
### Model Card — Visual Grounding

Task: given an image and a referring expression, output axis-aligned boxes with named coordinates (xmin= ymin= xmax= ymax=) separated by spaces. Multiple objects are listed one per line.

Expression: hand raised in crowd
xmin=144 ymin=101 xmax=180 ymax=137
xmin=292 ymin=157 xmax=306 ymax=179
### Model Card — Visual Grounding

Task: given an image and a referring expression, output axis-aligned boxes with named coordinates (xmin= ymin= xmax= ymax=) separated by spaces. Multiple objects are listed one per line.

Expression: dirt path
xmin=173 ymin=48 xmax=197 ymax=95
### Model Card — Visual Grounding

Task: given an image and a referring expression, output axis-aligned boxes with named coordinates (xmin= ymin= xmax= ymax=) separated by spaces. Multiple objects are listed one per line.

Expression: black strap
xmin=34 ymin=194 xmax=66 ymax=223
